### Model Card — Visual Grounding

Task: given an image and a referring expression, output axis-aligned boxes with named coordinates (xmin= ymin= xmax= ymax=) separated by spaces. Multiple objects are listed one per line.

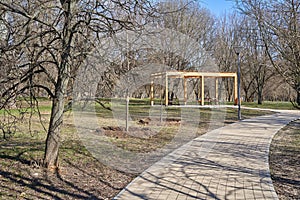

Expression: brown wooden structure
xmin=150 ymin=71 xmax=237 ymax=106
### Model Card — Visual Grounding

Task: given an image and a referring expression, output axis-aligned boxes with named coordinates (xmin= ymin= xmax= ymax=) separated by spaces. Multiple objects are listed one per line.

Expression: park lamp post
xmin=234 ymin=46 xmax=242 ymax=120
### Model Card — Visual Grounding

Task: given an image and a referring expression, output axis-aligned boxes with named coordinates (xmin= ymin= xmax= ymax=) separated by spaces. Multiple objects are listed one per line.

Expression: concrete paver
xmin=114 ymin=110 xmax=300 ymax=200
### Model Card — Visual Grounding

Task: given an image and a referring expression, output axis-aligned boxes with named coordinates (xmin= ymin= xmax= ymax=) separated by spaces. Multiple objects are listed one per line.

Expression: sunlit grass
xmin=227 ymin=101 xmax=296 ymax=110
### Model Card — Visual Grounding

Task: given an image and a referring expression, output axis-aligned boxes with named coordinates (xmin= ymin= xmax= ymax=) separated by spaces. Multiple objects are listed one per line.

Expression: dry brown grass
xmin=270 ymin=119 xmax=300 ymax=199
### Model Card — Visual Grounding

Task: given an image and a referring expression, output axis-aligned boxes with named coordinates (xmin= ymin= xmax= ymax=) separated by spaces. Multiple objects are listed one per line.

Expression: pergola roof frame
xmin=150 ymin=71 xmax=238 ymax=106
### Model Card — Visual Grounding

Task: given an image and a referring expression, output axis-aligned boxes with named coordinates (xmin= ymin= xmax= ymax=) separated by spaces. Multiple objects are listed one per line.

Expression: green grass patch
xmin=227 ymin=101 xmax=296 ymax=110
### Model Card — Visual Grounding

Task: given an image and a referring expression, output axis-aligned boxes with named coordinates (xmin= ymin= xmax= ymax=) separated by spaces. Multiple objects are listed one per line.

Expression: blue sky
xmin=201 ymin=0 xmax=236 ymax=16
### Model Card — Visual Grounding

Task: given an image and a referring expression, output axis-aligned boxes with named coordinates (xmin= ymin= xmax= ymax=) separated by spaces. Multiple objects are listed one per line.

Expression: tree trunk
xmin=43 ymin=98 xmax=62 ymax=169
xmin=257 ymin=92 xmax=263 ymax=105
xmin=257 ymin=86 xmax=263 ymax=105
xmin=225 ymin=79 xmax=232 ymax=102
xmin=43 ymin=95 xmax=64 ymax=169
xmin=43 ymin=75 xmax=69 ymax=169
xmin=297 ymin=89 xmax=300 ymax=106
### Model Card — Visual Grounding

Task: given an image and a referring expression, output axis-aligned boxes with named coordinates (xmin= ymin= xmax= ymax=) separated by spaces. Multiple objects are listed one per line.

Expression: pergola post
xmin=184 ymin=77 xmax=187 ymax=105
xmin=198 ymin=78 xmax=201 ymax=101
xmin=165 ymin=74 xmax=168 ymax=106
xmin=201 ymin=76 xmax=204 ymax=106
xmin=215 ymin=78 xmax=218 ymax=101
xmin=234 ymin=74 xmax=238 ymax=105
xmin=150 ymin=79 xmax=154 ymax=106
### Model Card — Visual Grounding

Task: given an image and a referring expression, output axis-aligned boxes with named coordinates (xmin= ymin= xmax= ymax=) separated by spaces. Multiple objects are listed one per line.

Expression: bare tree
xmin=214 ymin=12 xmax=240 ymax=101
xmin=239 ymin=17 xmax=276 ymax=104
xmin=237 ymin=0 xmax=300 ymax=107
xmin=158 ymin=0 xmax=216 ymax=49
xmin=0 ymin=0 xmax=155 ymax=169
xmin=152 ymin=0 xmax=218 ymax=102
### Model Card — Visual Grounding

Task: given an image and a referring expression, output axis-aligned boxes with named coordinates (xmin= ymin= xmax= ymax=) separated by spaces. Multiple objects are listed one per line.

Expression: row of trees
xmin=0 ymin=0 xmax=299 ymax=169
xmin=236 ymin=0 xmax=300 ymax=106
xmin=215 ymin=0 xmax=299 ymax=105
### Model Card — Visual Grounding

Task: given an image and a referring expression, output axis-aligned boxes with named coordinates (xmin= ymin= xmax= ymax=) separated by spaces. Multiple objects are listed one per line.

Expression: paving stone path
xmin=114 ymin=110 xmax=300 ymax=200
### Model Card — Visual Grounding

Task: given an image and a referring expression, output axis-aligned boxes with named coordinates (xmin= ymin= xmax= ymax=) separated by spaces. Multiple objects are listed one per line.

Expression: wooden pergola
xmin=150 ymin=71 xmax=238 ymax=106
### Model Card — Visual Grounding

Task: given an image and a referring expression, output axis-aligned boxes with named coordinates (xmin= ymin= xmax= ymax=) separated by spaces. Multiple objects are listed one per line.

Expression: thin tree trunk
xmin=297 ymin=89 xmax=300 ymax=106
xmin=257 ymin=90 xmax=263 ymax=105
xmin=257 ymin=85 xmax=263 ymax=105
xmin=225 ymin=79 xmax=232 ymax=102
xmin=43 ymin=98 xmax=63 ymax=169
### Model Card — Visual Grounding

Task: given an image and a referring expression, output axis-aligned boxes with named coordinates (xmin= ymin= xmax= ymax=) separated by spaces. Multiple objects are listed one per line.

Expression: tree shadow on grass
xmin=62 ymin=158 xmax=131 ymax=191
xmin=0 ymin=170 xmax=91 ymax=199
xmin=0 ymin=140 xmax=127 ymax=199
xmin=272 ymin=176 xmax=300 ymax=187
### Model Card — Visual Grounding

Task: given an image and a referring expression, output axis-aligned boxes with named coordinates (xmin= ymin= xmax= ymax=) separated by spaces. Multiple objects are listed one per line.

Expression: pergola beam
xmin=150 ymin=72 xmax=237 ymax=79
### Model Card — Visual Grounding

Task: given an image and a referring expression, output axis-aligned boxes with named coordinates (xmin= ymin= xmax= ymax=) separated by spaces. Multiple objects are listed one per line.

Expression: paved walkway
xmin=114 ymin=110 xmax=300 ymax=200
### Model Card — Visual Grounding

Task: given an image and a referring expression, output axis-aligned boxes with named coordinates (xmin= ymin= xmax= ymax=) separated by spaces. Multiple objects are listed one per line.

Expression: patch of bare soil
xmin=102 ymin=125 xmax=153 ymax=139
xmin=93 ymin=118 xmax=183 ymax=154
xmin=269 ymin=119 xmax=300 ymax=199
xmin=101 ymin=117 xmax=181 ymax=139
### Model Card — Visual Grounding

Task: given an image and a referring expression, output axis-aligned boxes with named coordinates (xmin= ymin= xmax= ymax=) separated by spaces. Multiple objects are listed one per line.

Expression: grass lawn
xmin=0 ymin=98 xmax=289 ymax=199
xmin=228 ymin=101 xmax=297 ymax=110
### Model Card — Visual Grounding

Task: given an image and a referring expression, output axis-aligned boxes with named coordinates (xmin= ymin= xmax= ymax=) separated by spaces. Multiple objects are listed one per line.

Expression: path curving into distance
xmin=114 ymin=109 xmax=300 ymax=200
